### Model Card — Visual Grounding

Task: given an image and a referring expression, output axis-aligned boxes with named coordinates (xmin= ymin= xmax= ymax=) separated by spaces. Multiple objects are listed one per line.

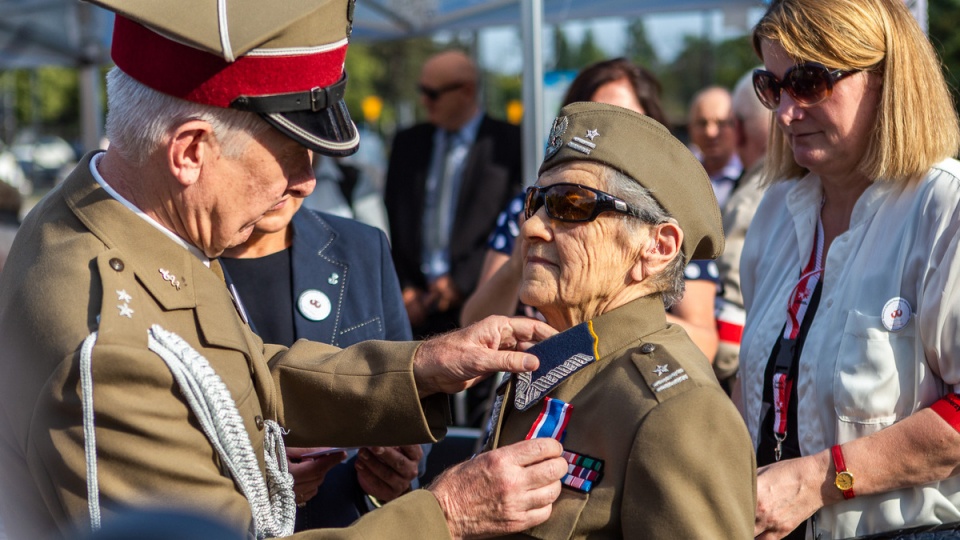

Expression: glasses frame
xmin=524 ymin=183 xmax=651 ymax=223
xmin=752 ymin=62 xmax=858 ymax=110
xmin=417 ymin=82 xmax=465 ymax=101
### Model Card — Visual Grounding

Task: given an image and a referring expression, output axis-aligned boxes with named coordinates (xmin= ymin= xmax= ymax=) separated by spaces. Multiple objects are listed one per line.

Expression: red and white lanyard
xmin=772 ymin=215 xmax=824 ymax=461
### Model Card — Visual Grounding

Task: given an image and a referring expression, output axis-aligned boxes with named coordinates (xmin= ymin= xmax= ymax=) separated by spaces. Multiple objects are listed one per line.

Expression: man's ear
xmin=629 ymin=221 xmax=683 ymax=283
xmin=167 ymin=120 xmax=216 ymax=187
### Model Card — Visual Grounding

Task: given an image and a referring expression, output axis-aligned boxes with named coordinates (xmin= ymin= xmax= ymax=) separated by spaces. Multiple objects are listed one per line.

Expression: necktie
xmin=423 ymin=131 xmax=459 ymax=279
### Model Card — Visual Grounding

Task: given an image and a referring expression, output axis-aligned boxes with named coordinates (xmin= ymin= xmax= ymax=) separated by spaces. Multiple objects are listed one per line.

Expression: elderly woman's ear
xmin=630 ymin=221 xmax=683 ymax=284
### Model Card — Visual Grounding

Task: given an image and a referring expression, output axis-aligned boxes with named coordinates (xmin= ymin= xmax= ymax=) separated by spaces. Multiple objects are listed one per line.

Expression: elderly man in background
xmin=687 ymin=86 xmax=742 ymax=207
xmin=484 ymin=102 xmax=756 ymax=539
xmin=385 ymin=50 xmax=522 ymax=341
xmin=713 ymin=69 xmax=772 ymax=394
xmin=0 ymin=1 xmax=568 ymax=539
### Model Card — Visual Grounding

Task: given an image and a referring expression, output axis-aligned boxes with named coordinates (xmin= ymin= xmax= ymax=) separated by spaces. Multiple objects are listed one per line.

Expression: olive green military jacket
xmin=0 ymin=153 xmax=452 ymax=539
xmin=486 ymin=296 xmax=756 ymax=539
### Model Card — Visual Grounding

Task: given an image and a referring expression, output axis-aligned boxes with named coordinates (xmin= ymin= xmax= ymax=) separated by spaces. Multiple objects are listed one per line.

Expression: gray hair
xmin=105 ymin=68 xmax=272 ymax=166
xmin=731 ymin=68 xmax=771 ymax=137
xmin=600 ymin=165 xmax=686 ymax=308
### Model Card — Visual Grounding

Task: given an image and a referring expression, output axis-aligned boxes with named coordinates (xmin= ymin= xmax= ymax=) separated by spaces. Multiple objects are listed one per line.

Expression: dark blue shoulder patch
xmin=514 ymin=321 xmax=598 ymax=410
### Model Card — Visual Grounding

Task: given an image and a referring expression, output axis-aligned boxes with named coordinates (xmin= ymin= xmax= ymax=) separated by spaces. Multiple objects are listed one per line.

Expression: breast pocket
xmin=834 ymin=309 xmax=917 ymax=437
xmin=520 ymin=489 xmax=589 ymax=540
xmin=337 ymin=317 xmax=383 ymax=344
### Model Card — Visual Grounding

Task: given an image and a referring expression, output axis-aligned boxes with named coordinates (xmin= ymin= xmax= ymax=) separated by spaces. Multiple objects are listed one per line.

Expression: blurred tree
xmin=343 ymin=41 xmax=386 ymax=128
xmin=10 ymin=67 xmax=79 ymax=138
xmin=656 ymin=34 xmax=756 ymax=126
xmin=575 ymin=29 xmax=608 ymax=68
xmin=625 ymin=19 xmax=660 ymax=71
xmin=358 ymin=36 xmax=440 ymax=137
xmin=928 ymin=0 xmax=960 ymax=110
xmin=552 ymin=27 xmax=575 ymax=71
xmin=485 ymin=72 xmax=522 ymax=123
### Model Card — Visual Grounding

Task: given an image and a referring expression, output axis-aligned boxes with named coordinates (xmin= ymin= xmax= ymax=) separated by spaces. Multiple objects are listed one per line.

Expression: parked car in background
xmin=11 ymin=133 xmax=77 ymax=190
xmin=0 ymin=142 xmax=29 ymax=196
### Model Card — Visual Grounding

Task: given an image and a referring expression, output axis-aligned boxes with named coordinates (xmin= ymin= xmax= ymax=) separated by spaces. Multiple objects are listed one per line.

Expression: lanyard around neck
xmin=771 ymin=213 xmax=825 ymax=461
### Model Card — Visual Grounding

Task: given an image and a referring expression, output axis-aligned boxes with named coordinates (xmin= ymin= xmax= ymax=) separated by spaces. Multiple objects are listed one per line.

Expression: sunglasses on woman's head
xmin=752 ymin=62 xmax=858 ymax=110
xmin=524 ymin=183 xmax=651 ymax=223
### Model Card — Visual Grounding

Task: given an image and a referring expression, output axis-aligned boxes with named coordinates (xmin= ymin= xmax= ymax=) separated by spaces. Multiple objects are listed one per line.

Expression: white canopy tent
xmin=353 ymin=0 xmax=763 ymax=179
xmin=0 ymin=0 xmax=768 ymax=171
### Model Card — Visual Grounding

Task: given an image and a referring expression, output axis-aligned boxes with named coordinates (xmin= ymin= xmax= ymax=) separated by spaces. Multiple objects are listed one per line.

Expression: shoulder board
xmin=632 ymin=341 xmax=694 ymax=403
xmin=94 ymin=249 xmax=150 ymax=348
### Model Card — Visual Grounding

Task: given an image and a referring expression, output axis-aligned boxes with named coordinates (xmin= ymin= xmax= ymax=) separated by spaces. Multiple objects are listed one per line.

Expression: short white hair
xmin=600 ymin=165 xmax=686 ymax=308
xmin=731 ymin=68 xmax=771 ymax=136
xmin=105 ymin=68 xmax=272 ymax=166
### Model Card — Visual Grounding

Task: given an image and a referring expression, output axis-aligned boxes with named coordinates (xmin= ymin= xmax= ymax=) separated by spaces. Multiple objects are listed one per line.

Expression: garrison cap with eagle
xmin=540 ymin=102 xmax=724 ymax=261
xmin=89 ymin=0 xmax=359 ymax=156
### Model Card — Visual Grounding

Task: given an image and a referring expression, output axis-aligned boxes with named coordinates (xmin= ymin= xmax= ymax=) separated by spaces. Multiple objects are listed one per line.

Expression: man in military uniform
xmin=0 ymin=1 xmax=569 ymax=538
xmin=483 ymin=102 xmax=756 ymax=538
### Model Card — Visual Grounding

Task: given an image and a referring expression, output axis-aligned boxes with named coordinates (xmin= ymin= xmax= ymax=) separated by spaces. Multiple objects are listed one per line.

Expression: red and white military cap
xmin=91 ymin=0 xmax=360 ymax=156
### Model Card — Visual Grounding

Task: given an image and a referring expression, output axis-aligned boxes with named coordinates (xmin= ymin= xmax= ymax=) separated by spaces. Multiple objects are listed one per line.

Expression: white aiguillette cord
xmin=79 ymin=326 xmax=296 ymax=538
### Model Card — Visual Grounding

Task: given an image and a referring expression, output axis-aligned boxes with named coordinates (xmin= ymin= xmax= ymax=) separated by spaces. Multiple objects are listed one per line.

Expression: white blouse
xmin=740 ymin=158 xmax=960 ymax=538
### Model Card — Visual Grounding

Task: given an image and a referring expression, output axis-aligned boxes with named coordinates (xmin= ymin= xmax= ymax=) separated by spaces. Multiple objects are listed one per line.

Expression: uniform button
xmin=255 ymin=415 xmax=264 ymax=431
xmin=109 ymin=258 xmax=124 ymax=272
xmin=640 ymin=343 xmax=656 ymax=354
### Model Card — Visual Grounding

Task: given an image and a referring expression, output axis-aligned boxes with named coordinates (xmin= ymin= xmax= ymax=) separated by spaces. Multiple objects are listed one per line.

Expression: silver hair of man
xmin=731 ymin=68 xmax=770 ymax=136
xmin=599 ymin=165 xmax=686 ymax=308
xmin=105 ymin=67 xmax=272 ymax=167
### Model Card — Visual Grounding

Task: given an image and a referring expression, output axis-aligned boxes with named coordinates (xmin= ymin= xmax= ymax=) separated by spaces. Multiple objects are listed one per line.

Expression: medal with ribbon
xmin=524 ymin=397 xmax=603 ymax=493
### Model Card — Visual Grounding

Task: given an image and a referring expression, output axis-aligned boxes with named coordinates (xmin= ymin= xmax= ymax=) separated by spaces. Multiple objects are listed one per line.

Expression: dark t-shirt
xmin=221 ymin=249 xmax=296 ymax=347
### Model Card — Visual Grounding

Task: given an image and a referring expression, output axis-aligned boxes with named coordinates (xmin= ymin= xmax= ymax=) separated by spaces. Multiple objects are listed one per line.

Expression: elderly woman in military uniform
xmin=482 ymin=102 xmax=755 ymax=539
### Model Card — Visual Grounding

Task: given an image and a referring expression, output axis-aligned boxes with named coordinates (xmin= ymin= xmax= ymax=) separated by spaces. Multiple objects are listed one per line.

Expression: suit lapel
xmin=291 ymin=211 xmax=347 ymax=345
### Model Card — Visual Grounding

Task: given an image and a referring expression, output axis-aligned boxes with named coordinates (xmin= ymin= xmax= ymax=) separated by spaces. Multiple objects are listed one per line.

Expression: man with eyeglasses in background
xmin=384 ymin=50 xmax=522 ymax=426
xmin=687 ymin=86 xmax=742 ymax=207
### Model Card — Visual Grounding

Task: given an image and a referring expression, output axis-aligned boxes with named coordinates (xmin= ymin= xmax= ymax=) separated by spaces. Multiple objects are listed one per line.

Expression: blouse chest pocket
xmin=833 ymin=309 xmax=917 ymax=434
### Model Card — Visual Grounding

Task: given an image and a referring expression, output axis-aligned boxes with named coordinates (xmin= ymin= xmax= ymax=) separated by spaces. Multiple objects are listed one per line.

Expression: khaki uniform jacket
xmin=486 ymin=296 xmax=756 ymax=539
xmin=0 ymin=153 xmax=452 ymax=539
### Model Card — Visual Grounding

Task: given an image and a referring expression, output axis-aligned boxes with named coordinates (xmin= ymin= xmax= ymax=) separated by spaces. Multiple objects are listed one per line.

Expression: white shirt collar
xmin=90 ymin=152 xmax=210 ymax=266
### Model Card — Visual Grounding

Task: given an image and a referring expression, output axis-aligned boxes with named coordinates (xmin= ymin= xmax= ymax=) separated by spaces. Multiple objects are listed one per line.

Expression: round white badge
xmin=881 ymin=297 xmax=912 ymax=332
xmin=298 ymin=289 xmax=332 ymax=322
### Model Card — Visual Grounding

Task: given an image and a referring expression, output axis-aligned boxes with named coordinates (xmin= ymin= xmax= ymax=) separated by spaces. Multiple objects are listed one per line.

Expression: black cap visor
xmin=262 ymin=100 xmax=359 ymax=157
xmin=230 ymin=73 xmax=360 ymax=157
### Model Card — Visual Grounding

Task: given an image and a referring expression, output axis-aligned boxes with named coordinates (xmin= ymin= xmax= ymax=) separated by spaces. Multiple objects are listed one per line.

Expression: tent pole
xmin=520 ymin=0 xmax=543 ymax=187
xmin=78 ymin=66 xmax=103 ymax=153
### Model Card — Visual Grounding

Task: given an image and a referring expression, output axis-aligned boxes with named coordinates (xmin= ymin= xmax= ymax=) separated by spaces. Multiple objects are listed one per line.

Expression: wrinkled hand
xmin=355 ymin=445 xmax=424 ymax=502
xmin=403 ymin=287 xmax=429 ymax=328
xmin=426 ymin=274 xmax=462 ymax=314
xmin=755 ymin=455 xmax=828 ymax=539
xmin=286 ymin=447 xmax=348 ymax=506
xmin=429 ymin=438 xmax=567 ymax=539
xmin=414 ymin=315 xmax=557 ymax=397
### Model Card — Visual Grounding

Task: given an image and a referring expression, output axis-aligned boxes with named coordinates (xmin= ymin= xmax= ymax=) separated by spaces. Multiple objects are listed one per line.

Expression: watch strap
xmin=831 ymin=444 xmax=856 ymax=499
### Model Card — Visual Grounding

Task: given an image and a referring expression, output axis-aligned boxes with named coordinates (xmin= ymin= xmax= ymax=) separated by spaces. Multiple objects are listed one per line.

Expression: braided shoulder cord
xmin=79 ymin=326 xmax=296 ymax=538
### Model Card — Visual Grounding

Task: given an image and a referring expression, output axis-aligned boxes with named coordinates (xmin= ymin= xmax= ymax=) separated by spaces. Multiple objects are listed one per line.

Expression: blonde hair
xmin=753 ymin=0 xmax=960 ymax=184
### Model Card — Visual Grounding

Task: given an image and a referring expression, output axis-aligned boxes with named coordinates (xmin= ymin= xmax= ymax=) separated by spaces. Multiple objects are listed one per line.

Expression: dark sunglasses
xmin=417 ymin=82 xmax=465 ymax=101
xmin=752 ymin=62 xmax=858 ymax=110
xmin=524 ymin=183 xmax=653 ymax=223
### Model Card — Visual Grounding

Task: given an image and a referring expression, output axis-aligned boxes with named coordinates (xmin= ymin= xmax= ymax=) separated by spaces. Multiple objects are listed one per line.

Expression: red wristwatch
xmin=831 ymin=444 xmax=855 ymax=500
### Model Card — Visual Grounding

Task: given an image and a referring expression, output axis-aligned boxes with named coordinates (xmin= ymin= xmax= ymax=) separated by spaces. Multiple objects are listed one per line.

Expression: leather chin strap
xmin=230 ymin=72 xmax=348 ymax=113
